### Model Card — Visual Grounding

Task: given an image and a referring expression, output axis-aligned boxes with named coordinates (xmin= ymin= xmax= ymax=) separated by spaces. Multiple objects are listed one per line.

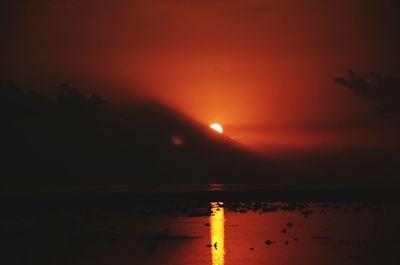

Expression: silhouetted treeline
xmin=330 ymin=70 xmax=400 ymax=121
xmin=0 ymin=81 xmax=270 ymax=187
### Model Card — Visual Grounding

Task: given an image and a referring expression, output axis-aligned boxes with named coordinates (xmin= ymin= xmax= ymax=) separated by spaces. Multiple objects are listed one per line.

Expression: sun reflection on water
xmin=210 ymin=202 xmax=225 ymax=265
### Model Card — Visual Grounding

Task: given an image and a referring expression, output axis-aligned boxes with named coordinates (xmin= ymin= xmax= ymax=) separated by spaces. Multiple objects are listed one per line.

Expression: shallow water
xmin=3 ymin=199 xmax=400 ymax=265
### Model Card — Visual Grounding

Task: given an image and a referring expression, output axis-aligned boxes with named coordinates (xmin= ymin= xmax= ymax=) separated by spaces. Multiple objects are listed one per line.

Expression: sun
xmin=210 ymin=123 xmax=223 ymax=134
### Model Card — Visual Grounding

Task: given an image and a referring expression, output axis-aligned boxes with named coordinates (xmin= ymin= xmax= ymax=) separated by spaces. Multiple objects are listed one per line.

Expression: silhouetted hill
xmin=0 ymin=82 xmax=273 ymax=188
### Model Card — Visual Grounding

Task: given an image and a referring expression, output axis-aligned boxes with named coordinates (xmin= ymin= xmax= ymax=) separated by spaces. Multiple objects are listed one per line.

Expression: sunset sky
xmin=1 ymin=0 xmax=399 ymax=151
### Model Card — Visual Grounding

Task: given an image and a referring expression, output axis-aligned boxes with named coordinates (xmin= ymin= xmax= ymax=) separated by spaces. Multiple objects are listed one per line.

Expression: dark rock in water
xmin=249 ymin=247 xmax=255 ymax=251
xmin=294 ymin=237 xmax=299 ymax=241
xmin=301 ymin=210 xmax=313 ymax=218
xmin=286 ymin=222 xmax=294 ymax=228
xmin=281 ymin=228 xmax=288 ymax=234
xmin=204 ymin=223 xmax=210 ymax=227
xmin=281 ymin=203 xmax=297 ymax=211
xmin=206 ymin=244 xmax=212 ymax=248
xmin=252 ymin=203 xmax=261 ymax=211
xmin=265 ymin=240 xmax=276 ymax=245
xmin=262 ymin=207 xmax=278 ymax=212
xmin=285 ymin=241 xmax=289 ymax=245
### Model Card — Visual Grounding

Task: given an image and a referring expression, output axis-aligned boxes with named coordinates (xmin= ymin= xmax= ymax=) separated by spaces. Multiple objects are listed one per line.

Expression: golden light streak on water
xmin=210 ymin=202 xmax=225 ymax=265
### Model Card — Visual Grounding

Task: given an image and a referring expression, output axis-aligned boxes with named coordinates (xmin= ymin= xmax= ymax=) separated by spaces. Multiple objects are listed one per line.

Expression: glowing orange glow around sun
xmin=210 ymin=123 xmax=223 ymax=134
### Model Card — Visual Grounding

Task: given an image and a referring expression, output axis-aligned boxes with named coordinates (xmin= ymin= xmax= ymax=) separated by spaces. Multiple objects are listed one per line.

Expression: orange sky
xmin=1 ymin=0 xmax=400 ymax=150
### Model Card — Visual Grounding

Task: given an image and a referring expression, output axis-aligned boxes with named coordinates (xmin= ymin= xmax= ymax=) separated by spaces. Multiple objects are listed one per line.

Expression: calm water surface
xmin=3 ymin=198 xmax=400 ymax=265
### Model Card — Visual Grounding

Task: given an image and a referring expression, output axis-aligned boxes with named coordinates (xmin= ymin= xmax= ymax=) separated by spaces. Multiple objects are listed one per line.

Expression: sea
xmin=1 ymin=184 xmax=400 ymax=265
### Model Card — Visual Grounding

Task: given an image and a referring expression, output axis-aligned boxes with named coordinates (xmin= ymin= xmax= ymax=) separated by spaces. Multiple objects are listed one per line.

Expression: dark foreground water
xmin=2 ymin=185 xmax=400 ymax=265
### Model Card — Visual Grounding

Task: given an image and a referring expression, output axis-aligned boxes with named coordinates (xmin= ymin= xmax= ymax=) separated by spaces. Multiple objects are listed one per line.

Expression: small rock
xmin=265 ymin=240 xmax=276 ymax=245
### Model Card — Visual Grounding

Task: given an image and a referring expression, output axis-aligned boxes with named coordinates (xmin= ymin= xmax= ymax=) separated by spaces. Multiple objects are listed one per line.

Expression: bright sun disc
xmin=210 ymin=123 xmax=223 ymax=133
